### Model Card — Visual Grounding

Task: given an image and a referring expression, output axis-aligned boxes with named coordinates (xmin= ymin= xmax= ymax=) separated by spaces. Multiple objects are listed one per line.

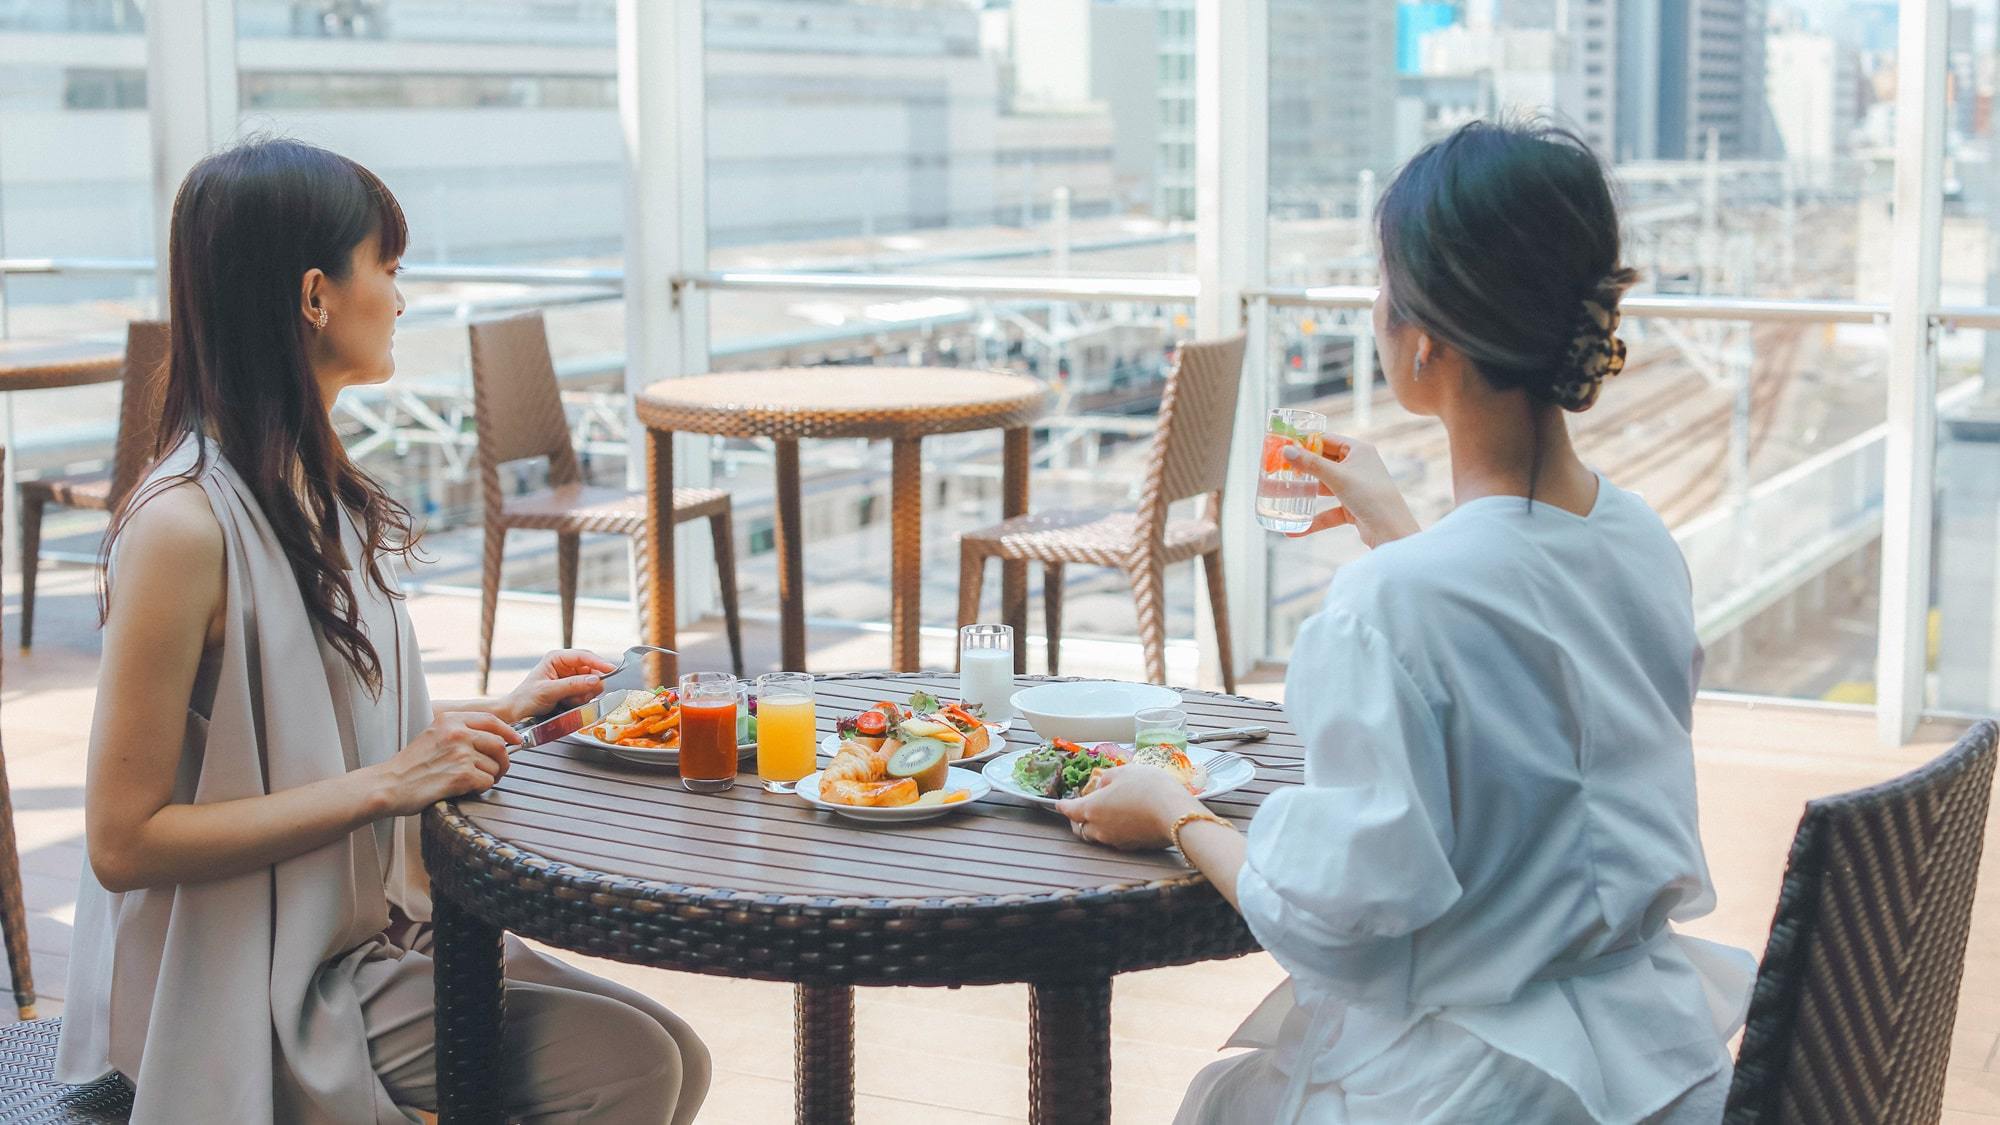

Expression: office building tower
xmin=1654 ymin=0 xmax=1769 ymax=158
xmin=1766 ymin=30 xmax=1860 ymax=164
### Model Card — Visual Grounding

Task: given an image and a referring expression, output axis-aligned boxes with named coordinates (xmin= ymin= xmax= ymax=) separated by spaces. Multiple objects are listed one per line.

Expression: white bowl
xmin=1009 ymin=681 xmax=1183 ymax=744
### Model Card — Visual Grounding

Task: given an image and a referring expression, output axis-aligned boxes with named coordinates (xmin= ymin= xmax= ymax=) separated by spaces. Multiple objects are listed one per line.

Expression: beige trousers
xmin=353 ymin=929 xmax=710 ymax=1124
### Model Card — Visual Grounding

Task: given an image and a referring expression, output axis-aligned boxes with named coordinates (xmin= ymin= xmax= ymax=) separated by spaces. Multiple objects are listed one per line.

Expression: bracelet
xmin=1169 ymin=809 xmax=1231 ymax=854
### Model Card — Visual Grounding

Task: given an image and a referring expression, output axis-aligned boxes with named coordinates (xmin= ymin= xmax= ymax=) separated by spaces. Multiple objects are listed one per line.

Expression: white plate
xmin=1009 ymin=681 xmax=1184 ymax=743
xmin=818 ymin=729 xmax=1007 ymax=768
xmin=562 ymin=730 xmax=757 ymax=769
xmin=982 ymin=744 xmax=1256 ymax=808
xmin=793 ymin=766 xmax=992 ymax=823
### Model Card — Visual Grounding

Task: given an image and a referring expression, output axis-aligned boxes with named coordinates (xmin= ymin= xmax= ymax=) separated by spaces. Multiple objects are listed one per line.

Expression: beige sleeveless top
xmin=57 ymin=437 xmax=433 ymax=1123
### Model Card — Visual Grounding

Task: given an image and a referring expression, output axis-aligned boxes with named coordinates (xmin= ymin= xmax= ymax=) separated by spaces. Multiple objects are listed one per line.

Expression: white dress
xmin=1178 ymin=476 xmax=1755 ymax=1125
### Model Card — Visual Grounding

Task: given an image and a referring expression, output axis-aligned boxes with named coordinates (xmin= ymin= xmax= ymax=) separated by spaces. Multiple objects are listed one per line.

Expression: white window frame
xmin=140 ymin=0 xmax=1960 ymax=744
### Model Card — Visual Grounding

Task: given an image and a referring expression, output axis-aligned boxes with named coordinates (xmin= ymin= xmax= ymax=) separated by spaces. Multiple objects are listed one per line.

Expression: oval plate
xmin=982 ymin=745 xmax=1256 ymax=809
xmin=562 ymin=732 xmax=757 ymax=769
xmin=818 ymin=730 xmax=1007 ymax=768
xmin=794 ymin=766 xmax=992 ymax=823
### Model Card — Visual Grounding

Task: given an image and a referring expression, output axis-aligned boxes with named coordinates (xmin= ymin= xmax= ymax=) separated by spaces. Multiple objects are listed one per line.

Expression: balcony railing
xmin=6 ymin=258 xmax=1992 ymax=711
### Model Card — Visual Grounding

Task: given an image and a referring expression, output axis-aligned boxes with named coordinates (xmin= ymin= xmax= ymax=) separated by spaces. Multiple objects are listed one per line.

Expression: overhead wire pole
xmin=616 ymin=0 xmax=714 ymax=635
xmin=1197 ymin=0 xmax=1270 ymax=688
xmin=1876 ymin=0 xmax=1949 ymax=745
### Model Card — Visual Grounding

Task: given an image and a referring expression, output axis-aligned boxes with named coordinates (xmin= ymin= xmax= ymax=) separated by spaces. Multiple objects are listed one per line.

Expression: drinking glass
xmin=1134 ymin=705 xmax=1189 ymax=751
xmin=1256 ymin=408 xmax=1327 ymax=533
xmin=677 ymin=671 xmax=741 ymax=793
xmin=755 ymin=672 xmax=816 ymax=793
xmin=959 ymin=623 xmax=1015 ymax=730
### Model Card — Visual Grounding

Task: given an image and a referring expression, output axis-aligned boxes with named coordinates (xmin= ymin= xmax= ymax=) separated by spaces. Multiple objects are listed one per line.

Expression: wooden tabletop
xmin=457 ymin=672 xmax=1300 ymax=902
xmin=633 ymin=368 xmax=1048 ymax=442
xmin=0 ymin=337 xmax=123 ymax=392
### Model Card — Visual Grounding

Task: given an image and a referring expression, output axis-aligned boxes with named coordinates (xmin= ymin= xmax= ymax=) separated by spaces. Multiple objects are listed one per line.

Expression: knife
xmin=513 ymin=644 xmax=677 ymax=749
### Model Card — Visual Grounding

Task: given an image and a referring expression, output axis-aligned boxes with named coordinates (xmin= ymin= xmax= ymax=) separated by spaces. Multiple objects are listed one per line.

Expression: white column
xmin=1875 ymin=0 xmax=1948 ymax=746
xmin=616 ymin=0 xmax=714 ymax=622
xmin=146 ymin=0 xmax=239 ymax=302
xmin=1196 ymin=0 xmax=1270 ymax=687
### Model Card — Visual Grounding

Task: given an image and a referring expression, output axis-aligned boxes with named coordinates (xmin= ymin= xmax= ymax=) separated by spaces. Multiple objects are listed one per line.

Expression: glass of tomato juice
xmin=677 ymin=671 xmax=742 ymax=793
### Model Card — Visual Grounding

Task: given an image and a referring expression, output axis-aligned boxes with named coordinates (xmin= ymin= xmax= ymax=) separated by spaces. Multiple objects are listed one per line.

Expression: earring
xmin=314 ymin=307 xmax=328 ymax=331
xmin=1412 ymin=353 xmax=1425 ymax=380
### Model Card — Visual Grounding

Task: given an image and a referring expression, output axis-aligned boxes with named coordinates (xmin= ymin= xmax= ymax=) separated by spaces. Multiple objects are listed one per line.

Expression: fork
xmin=1205 ymin=750 xmax=1305 ymax=775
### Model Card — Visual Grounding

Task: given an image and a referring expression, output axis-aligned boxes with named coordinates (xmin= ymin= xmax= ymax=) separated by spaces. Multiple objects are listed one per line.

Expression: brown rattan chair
xmin=1726 ymin=718 xmax=1998 ymax=1124
xmin=956 ymin=334 xmax=1247 ymax=692
xmin=0 ymin=1019 xmax=131 ymax=1121
xmin=18 ymin=322 xmax=169 ymax=651
xmin=0 ymin=448 xmax=35 ymax=1021
xmin=469 ymin=312 xmax=742 ymax=692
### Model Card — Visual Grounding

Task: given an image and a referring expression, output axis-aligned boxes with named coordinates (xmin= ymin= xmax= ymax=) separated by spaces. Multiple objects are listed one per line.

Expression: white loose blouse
xmin=1218 ymin=476 xmax=1754 ymax=1124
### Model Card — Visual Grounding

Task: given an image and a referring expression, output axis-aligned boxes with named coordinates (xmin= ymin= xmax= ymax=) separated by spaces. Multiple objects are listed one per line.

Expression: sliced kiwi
xmin=886 ymin=738 xmax=951 ymax=792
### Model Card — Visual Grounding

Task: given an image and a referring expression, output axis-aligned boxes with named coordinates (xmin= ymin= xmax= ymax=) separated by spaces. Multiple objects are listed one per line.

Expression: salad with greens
xmin=1011 ymin=739 xmax=1131 ymax=799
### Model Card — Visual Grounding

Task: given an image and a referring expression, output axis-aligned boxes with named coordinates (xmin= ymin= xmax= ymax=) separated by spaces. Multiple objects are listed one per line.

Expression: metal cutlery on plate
xmin=512 ymin=644 xmax=678 ymax=748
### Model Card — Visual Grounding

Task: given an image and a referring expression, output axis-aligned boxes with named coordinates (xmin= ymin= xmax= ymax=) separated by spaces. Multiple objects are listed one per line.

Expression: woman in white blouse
xmin=1060 ymin=121 xmax=1755 ymax=1124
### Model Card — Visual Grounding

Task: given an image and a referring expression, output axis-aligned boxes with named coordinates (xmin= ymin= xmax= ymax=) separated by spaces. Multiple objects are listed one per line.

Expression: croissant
xmin=824 ymin=741 xmax=889 ymax=785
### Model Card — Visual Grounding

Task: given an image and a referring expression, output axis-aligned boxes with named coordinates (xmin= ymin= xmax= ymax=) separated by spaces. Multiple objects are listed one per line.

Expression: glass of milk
xmin=958 ymin=623 xmax=1016 ymax=731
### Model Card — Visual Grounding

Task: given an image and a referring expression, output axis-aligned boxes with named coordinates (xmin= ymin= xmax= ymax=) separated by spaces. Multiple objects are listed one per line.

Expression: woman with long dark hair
xmin=55 ymin=138 xmax=710 ymax=1123
xmin=1061 ymin=122 xmax=1754 ymax=1122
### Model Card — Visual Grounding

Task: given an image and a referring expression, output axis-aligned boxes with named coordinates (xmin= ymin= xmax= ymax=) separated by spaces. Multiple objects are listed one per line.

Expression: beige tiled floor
xmin=4 ymin=563 xmax=1996 ymax=1121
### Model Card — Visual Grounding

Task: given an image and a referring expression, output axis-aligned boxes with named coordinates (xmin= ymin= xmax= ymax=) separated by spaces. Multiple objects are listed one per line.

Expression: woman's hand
xmin=495 ymin=648 xmax=617 ymax=725
xmin=1281 ymin=437 xmax=1420 ymax=549
xmin=1058 ymin=765 xmax=1206 ymax=851
xmin=368 ymin=712 xmax=523 ymax=817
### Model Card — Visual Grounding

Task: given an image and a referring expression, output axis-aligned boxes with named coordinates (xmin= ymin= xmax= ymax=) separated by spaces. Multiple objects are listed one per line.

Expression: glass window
xmin=699 ymin=0 xmax=1204 ymax=665
xmin=1931 ymin=6 xmax=1997 ymax=715
xmin=1263 ymin=0 xmax=1900 ymax=701
xmin=0 ymin=0 xmax=155 ymax=552
xmin=223 ymin=0 xmax=632 ymax=597
xmin=706 ymin=0 xmax=1185 ymax=261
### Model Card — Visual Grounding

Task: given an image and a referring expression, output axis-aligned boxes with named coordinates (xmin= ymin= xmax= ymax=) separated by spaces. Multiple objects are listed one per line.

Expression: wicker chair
xmin=956 ymin=334 xmax=1247 ymax=691
xmin=469 ymin=312 xmax=742 ymax=692
xmin=1726 ymin=718 xmax=1998 ymax=1124
xmin=0 ymin=1020 xmax=131 ymax=1122
xmin=18 ymin=322 xmax=169 ymax=651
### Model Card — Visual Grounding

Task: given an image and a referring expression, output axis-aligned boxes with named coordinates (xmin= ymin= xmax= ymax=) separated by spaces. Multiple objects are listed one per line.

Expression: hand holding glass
xmin=1256 ymin=408 xmax=1327 ymax=533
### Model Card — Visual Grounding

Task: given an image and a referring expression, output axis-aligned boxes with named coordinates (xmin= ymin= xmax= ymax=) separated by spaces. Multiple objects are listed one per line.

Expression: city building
xmin=1566 ymin=0 xmax=1617 ymax=154
xmin=1765 ymin=29 xmax=1860 ymax=166
xmin=1153 ymin=0 xmax=1196 ymax=218
xmin=1001 ymin=0 xmax=1158 ymax=212
xmin=1398 ymin=2 xmax=1460 ymax=75
xmin=1655 ymin=0 xmax=1770 ymax=158
xmin=1423 ymin=0 xmax=1614 ymax=156
xmin=1267 ymin=0 xmax=1400 ymax=216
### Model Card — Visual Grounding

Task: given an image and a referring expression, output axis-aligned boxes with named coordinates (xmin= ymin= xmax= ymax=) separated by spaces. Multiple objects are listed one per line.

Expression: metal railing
xmin=673 ymin=270 xmax=1199 ymax=305
xmin=21 ymin=259 xmax=1989 ymax=330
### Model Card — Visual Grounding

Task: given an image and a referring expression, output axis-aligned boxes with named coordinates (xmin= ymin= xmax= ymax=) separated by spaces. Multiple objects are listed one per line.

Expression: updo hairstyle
xmin=1375 ymin=120 xmax=1636 ymax=413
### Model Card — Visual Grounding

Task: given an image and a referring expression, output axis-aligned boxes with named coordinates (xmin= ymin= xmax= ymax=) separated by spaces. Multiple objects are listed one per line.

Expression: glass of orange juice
xmin=677 ymin=671 xmax=741 ymax=793
xmin=754 ymin=672 xmax=816 ymax=793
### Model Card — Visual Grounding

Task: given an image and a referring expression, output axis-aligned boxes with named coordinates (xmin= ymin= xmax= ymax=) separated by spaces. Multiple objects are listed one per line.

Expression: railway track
xmin=1289 ymin=321 xmax=1813 ymax=530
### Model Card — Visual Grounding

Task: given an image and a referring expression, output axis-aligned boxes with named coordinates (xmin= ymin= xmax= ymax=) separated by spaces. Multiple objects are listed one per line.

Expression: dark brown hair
xmin=1376 ymin=119 xmax=1636 ymax=406
xmin=105 ymin=137 xmax=417 ymax=693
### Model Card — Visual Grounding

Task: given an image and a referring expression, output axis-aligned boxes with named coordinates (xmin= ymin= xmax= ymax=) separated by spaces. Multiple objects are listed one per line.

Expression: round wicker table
xmin=632 ymin=369 xmax=1048 ymax=675
xmin=0 ymin=337 xmax=124 ymax=392
xmin=422 ymin=672 xmax=1300 ymax=1124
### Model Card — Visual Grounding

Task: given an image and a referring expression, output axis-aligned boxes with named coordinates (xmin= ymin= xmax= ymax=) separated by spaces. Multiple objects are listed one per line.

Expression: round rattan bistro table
xmin=422 ymin=672 xmax=1301 ymax=1124
xmin=633 ymin=369 xmax=1048 ymax=675
xmin=0 ymin=337 xmax=124 ymax=392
